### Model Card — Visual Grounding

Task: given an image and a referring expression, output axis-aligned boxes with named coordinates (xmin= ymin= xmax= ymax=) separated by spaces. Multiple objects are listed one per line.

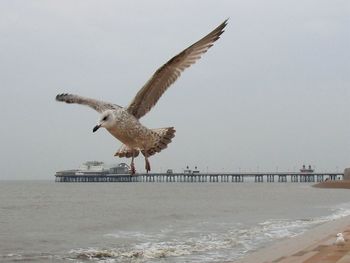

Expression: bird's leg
xmin=145 ymin=155 xmax=151 ymax=173
xmin=130 ymin=153 xmax=136 ymax=175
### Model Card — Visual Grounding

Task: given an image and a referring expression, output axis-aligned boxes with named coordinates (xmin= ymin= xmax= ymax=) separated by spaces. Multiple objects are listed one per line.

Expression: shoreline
xmin=234 ymin=215 xmax=350 ymax=263
xmin=313 ymin=180 xmax=350 ymax=189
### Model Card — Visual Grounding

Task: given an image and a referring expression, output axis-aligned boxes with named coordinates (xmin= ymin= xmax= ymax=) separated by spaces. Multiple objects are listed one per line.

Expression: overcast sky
xmin=0 ymin=0 xmax=349 ymax=179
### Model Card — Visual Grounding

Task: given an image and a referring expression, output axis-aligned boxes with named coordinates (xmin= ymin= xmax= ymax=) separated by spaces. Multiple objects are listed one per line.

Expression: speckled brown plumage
xmin=56 ymin=20 xmax=227 ymax=174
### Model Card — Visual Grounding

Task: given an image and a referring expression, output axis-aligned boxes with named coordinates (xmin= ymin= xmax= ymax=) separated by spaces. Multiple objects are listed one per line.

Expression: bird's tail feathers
xmin=142 ymin=127 xmax=176 ymax=157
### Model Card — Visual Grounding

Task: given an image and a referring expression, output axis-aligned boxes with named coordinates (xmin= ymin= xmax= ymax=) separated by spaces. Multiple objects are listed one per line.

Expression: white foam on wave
xmin=320 ymin=202 xmax=350 ymax=221
xmin=70 ymin=228 xmax=246 ymax=262
xmin=239 ymin=201 xmax=350 ymax=252
xmin=69 ymin=202 xmax=350 ymax=262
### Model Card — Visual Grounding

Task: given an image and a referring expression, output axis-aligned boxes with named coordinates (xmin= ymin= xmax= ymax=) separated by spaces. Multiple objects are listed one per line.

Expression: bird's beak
xmin=93 ymin=124 xmax=101 ymax=133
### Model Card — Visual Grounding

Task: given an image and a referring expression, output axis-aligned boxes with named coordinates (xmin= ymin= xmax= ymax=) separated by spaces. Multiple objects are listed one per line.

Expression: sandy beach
xmin=235 ymin=215 xmax=350 ymax=263
xmin=235 ymin=182 xmax=350 ymax=263
xmin=313 ymin=180 xmax=350 ymax=189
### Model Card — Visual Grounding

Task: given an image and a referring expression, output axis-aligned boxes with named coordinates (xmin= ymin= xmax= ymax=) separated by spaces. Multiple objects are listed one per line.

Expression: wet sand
xmin=235 ymin=213 xmax=350 ymax=263
xmin=235 ymin=180 xmax=350 ymax=263
xmin=313 ymin=180 xmax=350 ymax=189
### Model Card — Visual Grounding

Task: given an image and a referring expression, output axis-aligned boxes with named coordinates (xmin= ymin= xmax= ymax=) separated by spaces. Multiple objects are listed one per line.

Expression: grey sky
xmin=0 ymin=1 xmax=349 ymax=179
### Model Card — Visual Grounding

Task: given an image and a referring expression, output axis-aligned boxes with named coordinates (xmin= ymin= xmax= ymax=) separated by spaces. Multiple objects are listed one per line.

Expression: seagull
xmin=335 ymin=232 xmax=345 ymax=246
xmin=56 ymin=19 xmax=227 ymax=174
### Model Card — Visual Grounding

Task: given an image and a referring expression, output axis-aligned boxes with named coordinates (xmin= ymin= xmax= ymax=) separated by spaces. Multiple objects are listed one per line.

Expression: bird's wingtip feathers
xmin=55 ymin=93 xmax=74 ymax=103
xmin=56 ymin=93 xmax=66 ymax=101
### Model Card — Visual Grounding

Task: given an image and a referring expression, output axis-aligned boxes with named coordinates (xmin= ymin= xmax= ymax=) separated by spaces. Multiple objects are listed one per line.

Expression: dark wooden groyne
xmin=55 ymin=172 xmax=344 ymax=183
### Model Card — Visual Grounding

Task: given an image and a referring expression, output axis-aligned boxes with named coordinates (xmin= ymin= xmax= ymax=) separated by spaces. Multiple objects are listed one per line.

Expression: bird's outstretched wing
xmin=56 ymin=93 xmax=119 ymax=113
xmin=127 ymin=19 xmax=228 ymax=119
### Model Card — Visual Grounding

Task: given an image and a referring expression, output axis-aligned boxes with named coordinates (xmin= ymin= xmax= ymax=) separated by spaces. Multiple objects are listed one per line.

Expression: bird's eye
xmin=102 ymin=116 xmax=108 ymax=121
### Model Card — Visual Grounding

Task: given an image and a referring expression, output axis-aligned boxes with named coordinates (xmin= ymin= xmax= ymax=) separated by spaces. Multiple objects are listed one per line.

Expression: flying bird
xmin=56 ymin=19 xmax=227 ymax=174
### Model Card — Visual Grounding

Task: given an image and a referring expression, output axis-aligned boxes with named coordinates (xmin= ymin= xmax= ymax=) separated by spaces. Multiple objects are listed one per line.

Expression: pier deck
xmin=55 ymin=172 xmax=344 ymax=183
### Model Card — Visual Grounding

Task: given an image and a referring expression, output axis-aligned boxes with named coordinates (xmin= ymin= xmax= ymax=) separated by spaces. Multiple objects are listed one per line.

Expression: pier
xmin=55 ymin=172 xmax=344 ymax=183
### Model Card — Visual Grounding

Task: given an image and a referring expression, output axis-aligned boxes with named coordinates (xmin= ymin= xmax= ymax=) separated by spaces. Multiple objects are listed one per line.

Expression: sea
xmin=0 ymin=181 xmax=349 ymax=262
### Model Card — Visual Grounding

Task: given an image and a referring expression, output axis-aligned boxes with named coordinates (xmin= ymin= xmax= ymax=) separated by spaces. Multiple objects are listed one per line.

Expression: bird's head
xmin=93 ymin=110 xmax=114 ymax=132
xmin=337 ymin=233 xmax=343 ymax=237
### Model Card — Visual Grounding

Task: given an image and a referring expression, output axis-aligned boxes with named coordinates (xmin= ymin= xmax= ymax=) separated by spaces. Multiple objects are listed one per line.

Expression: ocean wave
xmin=0 ymin=252 xmax=58 ymax=262
xmin=69 ymin=231 xmax=243 ymax=262
xmin=104 ymin=230 xmax=168 ymax=241
xmin=68 ymin=203 xmax=350 ymax=262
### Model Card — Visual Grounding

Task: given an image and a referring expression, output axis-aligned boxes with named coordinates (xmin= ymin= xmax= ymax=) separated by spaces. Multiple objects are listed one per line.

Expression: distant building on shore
xmin=59 ymin=161 xmax=130 ymax=176
xmin=109 ymin=163 xmax=130 ymax=174
xmin=184 ymin=166 xmax=200 ymax=174
xmin=300 ymin=164 xmax=314 ymax=173
xmin=79 ymin=161 xmax=104 ymax=172
xmin=344 ymin=168 xmax=350 ymax=180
